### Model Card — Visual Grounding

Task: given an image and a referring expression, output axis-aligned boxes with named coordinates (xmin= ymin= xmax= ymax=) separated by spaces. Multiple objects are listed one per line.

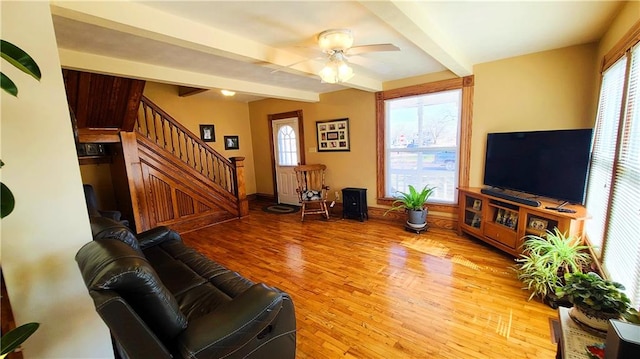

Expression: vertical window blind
xmin=584 ymin=58 xmax=627 ymax=256
xmin=601 ymin=44 xmax=640 ymax=308
xmin=586 ymin=43 xmax=640 ymax=308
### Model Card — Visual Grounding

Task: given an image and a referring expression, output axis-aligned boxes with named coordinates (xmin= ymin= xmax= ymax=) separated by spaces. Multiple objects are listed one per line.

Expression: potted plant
xmin=384 ymin=185 xmax=436 ymax=228
xmin=514 ymin=228 xmax=591 ymax=307
xmin=556 ymin=272 xmax=631 ymax=332
xmin=1 ymin=39 xmax=41 ymax=356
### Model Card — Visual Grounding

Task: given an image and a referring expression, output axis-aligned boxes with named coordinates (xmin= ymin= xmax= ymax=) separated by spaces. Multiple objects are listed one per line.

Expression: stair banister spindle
xmin=169 ymin=123 xmax=176 ymax=155
xmin=161 ymin=116 xmax=168 ymax=150
xmin=199 ymin=145 xmax=205 ymax=175
xmin=142 ymin=103 xmax=151 ymax=139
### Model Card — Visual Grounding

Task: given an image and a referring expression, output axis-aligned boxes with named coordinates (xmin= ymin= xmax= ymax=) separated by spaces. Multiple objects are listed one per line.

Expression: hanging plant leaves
xmin=1 ymin=182 xmax=15 ymax=218
xmin=0 ymin=40 xmax=41 ymax=80
xmin=0 ymin=72 xmax=18 ymax=96
xmin=0 ymin=322 xmax=39 ymax=355
xmin=1 ymin=39 xmax=41 ymax=96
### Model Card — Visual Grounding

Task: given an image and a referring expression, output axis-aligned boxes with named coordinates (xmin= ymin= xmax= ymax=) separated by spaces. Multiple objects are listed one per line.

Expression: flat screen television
xmin=483 ymin=129 xmax=593 ymax=204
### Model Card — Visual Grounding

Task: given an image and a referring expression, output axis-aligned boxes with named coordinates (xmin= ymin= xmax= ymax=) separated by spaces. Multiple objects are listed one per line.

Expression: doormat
xmin=262 ymin=204 xmax=300 ymax=214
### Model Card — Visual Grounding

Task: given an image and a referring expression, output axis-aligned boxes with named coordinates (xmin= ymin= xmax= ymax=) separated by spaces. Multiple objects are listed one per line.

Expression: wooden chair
xmin=294 ymin=164 xmax=330 ymax=221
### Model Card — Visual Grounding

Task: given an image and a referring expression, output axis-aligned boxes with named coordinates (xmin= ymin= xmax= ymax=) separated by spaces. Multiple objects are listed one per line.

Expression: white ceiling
xmin=50 ymin=1 xmax=623 ymax=103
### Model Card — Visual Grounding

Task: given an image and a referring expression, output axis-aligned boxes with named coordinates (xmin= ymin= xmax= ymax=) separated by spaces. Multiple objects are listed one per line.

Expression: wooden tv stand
xmin=457 ymin=187 xmax=589 ymax=256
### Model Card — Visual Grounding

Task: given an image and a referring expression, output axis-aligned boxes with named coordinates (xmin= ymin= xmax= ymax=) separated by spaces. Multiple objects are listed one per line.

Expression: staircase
xmin=64 ymin=69 xmax=246 ymax=233
xmin=120 ymin=96 xmax=248 ymax=233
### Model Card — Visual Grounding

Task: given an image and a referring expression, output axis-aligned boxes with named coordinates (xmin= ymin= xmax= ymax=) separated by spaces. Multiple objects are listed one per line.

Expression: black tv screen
xmin=483 ymin=129 xmax=593 ymax=204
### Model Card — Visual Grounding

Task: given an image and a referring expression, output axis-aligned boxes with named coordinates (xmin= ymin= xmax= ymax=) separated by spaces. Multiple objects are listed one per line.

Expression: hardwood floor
xmin=181 ymin=201 xmax=558 ymax=358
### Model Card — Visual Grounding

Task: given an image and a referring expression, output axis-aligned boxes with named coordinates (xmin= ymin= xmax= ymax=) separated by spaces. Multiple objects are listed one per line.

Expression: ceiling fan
xmin=315 ymin=28 xmax=400 ymax=84
xmin=270 ymin=29 xmax=400 ymax=83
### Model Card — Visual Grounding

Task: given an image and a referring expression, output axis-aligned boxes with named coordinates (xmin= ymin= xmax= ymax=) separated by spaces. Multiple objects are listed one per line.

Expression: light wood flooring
xmin=181 ymin=201 xmax=558 ymax=358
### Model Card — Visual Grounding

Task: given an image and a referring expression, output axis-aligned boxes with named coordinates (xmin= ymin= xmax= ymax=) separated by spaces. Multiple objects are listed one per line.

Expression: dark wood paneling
xmin=62 ymin=69 xmax=145 ymax=133
xmin=128 ymin=133 xmax=240 ymax=232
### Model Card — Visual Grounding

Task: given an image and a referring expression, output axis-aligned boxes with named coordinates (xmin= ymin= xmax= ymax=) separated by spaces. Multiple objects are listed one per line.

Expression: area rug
xmin=262 ymin=204 xmax=300 ymax=214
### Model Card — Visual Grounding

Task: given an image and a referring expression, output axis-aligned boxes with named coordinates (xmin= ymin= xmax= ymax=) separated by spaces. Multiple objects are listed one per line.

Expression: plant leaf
xmin=0 ymin=322 xmax=39 ymax=355
xmin=1 ymin=40 xmax=41 ymax=81
xmin=1 ymin=72 xmax=18 ymax=96
xmin=1 ymin=182 xmax=15 ymax=218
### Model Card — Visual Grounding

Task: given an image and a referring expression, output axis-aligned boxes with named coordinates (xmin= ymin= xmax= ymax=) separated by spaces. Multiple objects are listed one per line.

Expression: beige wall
xmin=143 ymin=82 xmax=257 ymax=194
xmin=1 ymin=2 xmax=112 ymax=357
xmin=249 ymin=45 xmax=600 ymax=204
xmin=470 ymin=43 xmax=598 ymax=187
xmin=598 ymin=1 xmax=639 ymax=62
xmin=383 ymin=70 xmax=458 ymax=90
xmin=248 ymin=89 xmax=379 ymax=205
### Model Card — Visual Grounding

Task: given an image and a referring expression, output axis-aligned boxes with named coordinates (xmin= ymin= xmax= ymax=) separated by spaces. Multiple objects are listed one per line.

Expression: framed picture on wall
xmin=200 ymin=124 xmax=215 ymax=142
xmin=316 ymin=118 xmax=350 ymax=152
xmin=224 ymin=135 xmax=239 ymax=150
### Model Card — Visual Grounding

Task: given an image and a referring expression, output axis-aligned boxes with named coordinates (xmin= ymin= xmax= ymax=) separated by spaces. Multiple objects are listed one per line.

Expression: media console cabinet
xmin=457 ymin=187 xmax=589 ymax=256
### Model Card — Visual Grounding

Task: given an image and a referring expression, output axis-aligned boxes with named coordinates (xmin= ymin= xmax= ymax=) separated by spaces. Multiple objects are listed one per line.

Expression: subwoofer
xmin=605 ymin=319 xmax=640 ymax=359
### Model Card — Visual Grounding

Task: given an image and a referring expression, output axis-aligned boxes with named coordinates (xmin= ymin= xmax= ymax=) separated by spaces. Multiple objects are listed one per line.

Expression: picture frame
xmin=200 ymin=124 xmax=215 ymax=142
xmin=471 ymin=214 xmax=481 ymax=228
xmin=224 ymin=135 xmax=239 ymax=150
xmin=472 ymin=199 xmax=482 ymax=211
xmin=528 ymin=217 xmax=548 ymax=231
xmin=316 ymin=118 xmax=350 ymax=152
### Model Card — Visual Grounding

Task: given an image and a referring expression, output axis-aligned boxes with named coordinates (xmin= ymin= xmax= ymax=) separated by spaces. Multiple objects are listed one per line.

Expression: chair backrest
xmin=293 ymin=164 xmax=327 ymax=201
xmin=76 ymin=240 xmax=188 ymax=346
xmin=83 ymin=184 xmax=102 ymax=217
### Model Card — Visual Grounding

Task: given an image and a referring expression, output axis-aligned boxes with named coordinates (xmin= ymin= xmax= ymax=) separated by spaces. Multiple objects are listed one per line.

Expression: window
xmin=585 ymin=28 xmax=640 ymax=308
xmin=277 ymin=125 xmax=298 ymax=166
xmin=376 ymin=77 xmax=473 ymax=206
xmin=584 ymin=57 xmax=627 ymax=256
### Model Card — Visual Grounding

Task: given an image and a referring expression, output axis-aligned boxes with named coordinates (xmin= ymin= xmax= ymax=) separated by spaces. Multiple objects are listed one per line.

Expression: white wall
xmin=1 ymin=2 xmax=112 ymax=358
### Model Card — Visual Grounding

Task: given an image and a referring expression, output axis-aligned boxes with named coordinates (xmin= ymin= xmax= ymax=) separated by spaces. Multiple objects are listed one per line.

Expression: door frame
xmin=268 ymin=110 xmax=305 ymax=201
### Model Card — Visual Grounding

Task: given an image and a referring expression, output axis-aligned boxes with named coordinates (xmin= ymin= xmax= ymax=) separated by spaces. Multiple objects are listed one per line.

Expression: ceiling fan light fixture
xmin=319 ymin=52 xmax=354 ymax=84
xmin=318 ymin=29 xmax=354 ymax=52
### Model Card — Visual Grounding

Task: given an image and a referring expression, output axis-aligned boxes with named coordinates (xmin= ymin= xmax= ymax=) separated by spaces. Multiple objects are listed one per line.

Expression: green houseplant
xmin=384 ymin=185 xmax=436 ymax=228
xmin=1 ymin=39 xmax=41 ymax=356
xmin=514 ymin=228 xmax=591 ymax=305
xmin=556 ymin=272 xmax=631 ymax=332
xmin=1 ymin=39 xmax=42 ymax=219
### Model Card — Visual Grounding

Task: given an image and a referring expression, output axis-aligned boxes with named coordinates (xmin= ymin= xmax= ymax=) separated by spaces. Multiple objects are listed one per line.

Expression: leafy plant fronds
xmin=556 ymin=272 xmax=631 ymax=315
xmin=1 ymin=39 xmax=41 ymax=96
xmin=513 ymin=228 xmax=591 ymax=300
xmin=0 ymin=322 xmax=39 ymax=356
xmin=384 ymin=185 xmax=436 ymax=214
xmin=0 ymin=73 xmax=17 ymax=96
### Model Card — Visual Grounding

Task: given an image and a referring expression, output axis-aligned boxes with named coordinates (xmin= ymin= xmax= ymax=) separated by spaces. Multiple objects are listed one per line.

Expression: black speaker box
xmin=605 ymin=319 xmax=640 ymax=359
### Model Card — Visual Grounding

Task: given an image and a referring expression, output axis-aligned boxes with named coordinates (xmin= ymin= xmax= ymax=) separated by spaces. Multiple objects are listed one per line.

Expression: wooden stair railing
xmin=137 ymin=96 xmax=238 ymax=196
xmin=122 ymin=96 xmax=248 ymax=232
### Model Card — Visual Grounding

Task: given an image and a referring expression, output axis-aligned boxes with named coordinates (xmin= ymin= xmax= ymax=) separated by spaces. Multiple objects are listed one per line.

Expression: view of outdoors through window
xmin=277 ymin=125 xmax=298 ymax=166
xmin=385 ymin=89 xmax=461 ymax=203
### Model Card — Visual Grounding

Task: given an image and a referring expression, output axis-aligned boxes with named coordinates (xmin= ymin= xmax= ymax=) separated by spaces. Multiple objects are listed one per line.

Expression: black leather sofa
xmin=76 ymin=217 xmax=296 ymax=359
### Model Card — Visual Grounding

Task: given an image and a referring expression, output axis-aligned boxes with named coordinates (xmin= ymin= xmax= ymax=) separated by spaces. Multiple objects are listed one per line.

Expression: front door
xmin=272 ymin=118 xmax=300 ymax=205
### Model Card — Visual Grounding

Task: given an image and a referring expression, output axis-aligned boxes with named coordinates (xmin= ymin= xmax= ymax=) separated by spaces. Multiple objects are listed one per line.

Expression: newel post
xmin=230 ymin=157 xmax=249 ymax=217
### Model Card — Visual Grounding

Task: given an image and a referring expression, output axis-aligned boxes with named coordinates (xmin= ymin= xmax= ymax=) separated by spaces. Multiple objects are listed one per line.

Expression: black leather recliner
xmin=76 ymin=217 xmax=297 ymax=359
xmin=83 ymin=184 xmax=129 ymax=227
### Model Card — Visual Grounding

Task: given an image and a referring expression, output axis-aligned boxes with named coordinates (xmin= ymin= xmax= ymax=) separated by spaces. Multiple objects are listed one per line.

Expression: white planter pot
xmin=570 ymin=306 xmax=619 ymax=332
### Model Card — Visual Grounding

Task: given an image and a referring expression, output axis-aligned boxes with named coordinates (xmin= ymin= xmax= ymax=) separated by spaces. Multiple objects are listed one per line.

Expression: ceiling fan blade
xmin=270 ymin=57 xmax=321 ymax=74
xmin=348 ymin=44 xmax=399 ymax=56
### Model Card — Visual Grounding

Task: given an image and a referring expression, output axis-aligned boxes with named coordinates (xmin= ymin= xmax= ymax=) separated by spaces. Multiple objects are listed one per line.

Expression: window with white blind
xmin=585 ymin=41 xmax=640 ymax=308
xmin=584 ymin=57 xmax=627 ymax=255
